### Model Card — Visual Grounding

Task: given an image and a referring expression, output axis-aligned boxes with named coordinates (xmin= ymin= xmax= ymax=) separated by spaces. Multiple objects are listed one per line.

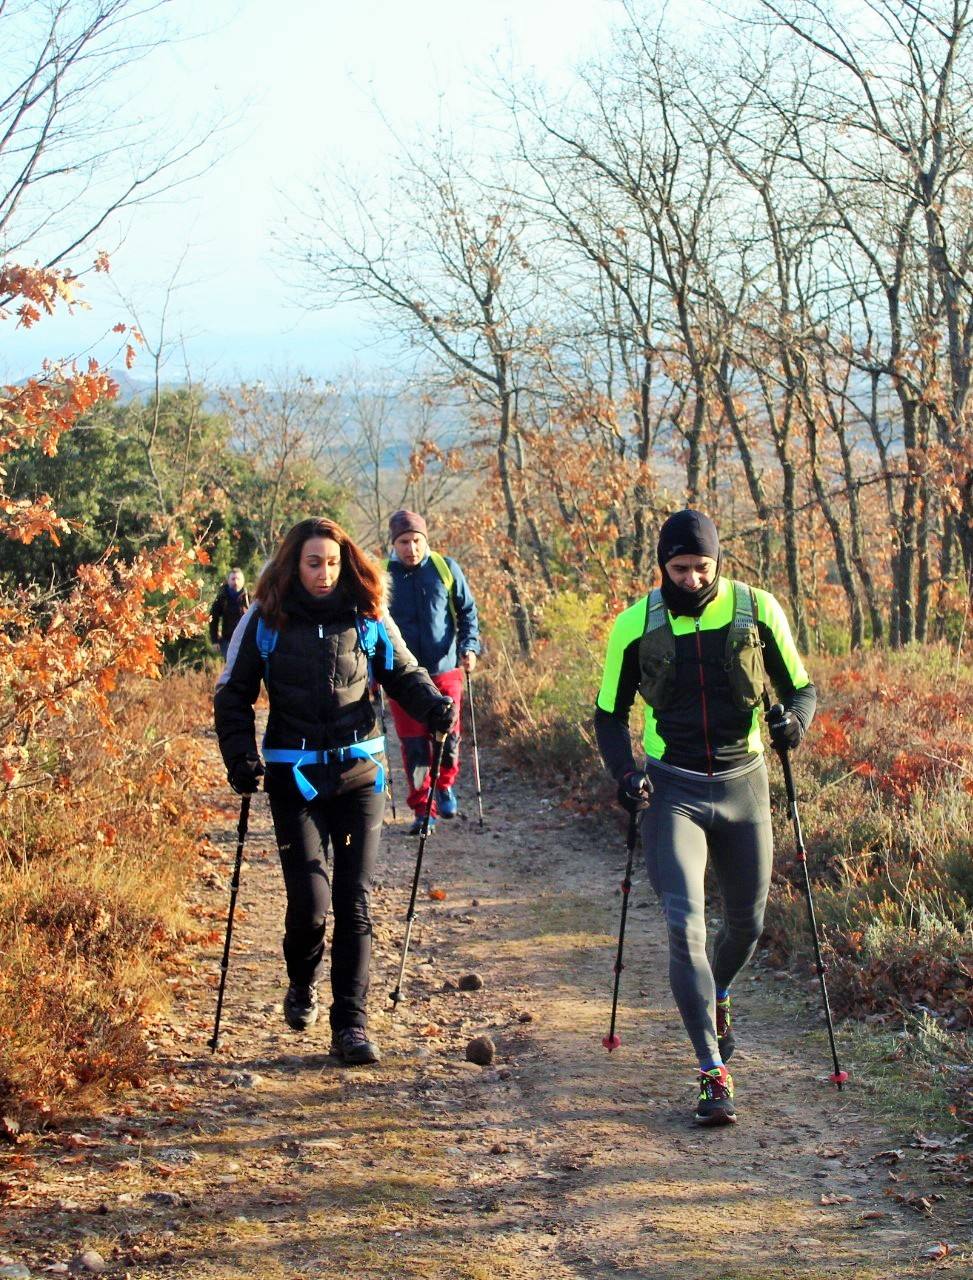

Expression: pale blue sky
xmin=7 ymin=0 xmax=624 ymax=386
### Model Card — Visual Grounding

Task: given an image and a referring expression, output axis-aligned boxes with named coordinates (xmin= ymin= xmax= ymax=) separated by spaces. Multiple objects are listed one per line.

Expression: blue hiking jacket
xmin=387 ymin=552 xmax=480 ymax=676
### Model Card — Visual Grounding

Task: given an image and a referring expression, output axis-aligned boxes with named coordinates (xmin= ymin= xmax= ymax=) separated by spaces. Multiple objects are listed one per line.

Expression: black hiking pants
xmin=268 ymin=784 xmax=385 ymax=1031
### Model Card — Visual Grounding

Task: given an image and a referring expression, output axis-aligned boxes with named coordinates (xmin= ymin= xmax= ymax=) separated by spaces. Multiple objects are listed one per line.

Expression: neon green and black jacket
xmin=595 ymin=577 xmax=816 ymax=777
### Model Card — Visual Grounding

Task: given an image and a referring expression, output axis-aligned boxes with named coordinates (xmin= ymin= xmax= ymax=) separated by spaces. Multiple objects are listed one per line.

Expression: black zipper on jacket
xmin=317 ymin=624 xmax=325 ymax=733
xmin=694 ymin=618 xmax=714 ymax=775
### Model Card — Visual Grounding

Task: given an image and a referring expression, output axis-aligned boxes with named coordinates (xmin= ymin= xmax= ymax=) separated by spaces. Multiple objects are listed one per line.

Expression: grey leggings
xmin=641 ymin=759 xmax=773 ymax=1064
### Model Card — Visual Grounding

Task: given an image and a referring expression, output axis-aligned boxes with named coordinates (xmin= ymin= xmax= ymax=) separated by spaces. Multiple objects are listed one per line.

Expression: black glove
xmin=229 ymin=754 xmax=264 ymax=795
xmin=766 ymin=704 xmax=803 ymax=751
xmin=426 ymin=698 xmax=456 ymax=736
xmin=617 ymin=769 xmax=653 ymax=813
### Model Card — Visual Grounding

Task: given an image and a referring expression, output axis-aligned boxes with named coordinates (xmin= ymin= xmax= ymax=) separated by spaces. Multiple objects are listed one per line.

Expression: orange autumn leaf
xmin=428 ymin=887 xmax=447 ymax=901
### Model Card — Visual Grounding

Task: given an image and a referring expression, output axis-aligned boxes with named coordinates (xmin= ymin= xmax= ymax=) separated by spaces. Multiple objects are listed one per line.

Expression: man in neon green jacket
xmin=595 ymin=509 xmax=816 ymax=1126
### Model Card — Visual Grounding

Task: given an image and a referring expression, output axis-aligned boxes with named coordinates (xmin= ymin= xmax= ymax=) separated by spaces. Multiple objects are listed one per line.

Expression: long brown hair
xmin=254 ymin=518 xmax=386 ymax=628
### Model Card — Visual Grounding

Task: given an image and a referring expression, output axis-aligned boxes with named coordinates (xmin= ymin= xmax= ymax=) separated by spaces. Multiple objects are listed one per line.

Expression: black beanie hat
xmin=657 ymin=509 xmax=721 ymax=568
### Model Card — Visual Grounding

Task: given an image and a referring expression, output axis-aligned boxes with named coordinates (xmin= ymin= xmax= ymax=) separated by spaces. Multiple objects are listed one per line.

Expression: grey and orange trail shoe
xmin=716 ymin=996 xmax=735 ymax=1062
xmin=694 ymin=1066 xmax=736 ymax=1126
xmin=283 ymin=983 xmax=318 ymax=1031
xmin=330 ymin=1026 xmax=381 ymax=1065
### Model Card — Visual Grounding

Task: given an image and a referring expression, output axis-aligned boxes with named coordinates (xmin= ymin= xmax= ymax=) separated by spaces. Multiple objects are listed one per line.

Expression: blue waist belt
xmin=263 ymin=736 xmax=386 ymax=801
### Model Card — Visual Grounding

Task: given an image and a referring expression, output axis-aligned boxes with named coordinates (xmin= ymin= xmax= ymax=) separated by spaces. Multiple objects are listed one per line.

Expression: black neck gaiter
xmin=656 ymin=509 xmax=723 ymax=617
xmin=660 ymin=562 xmax=722 ymax=617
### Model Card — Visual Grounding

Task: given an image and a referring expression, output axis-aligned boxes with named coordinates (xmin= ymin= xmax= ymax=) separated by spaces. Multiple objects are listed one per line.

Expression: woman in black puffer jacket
xmin=214 ymin=517 xmax=453 ymax=1064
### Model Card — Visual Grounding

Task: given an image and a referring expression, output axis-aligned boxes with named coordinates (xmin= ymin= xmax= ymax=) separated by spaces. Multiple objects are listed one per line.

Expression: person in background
xmin=214 ymin=518 xmax=454 ymax=1063
xmin=210 ymin=567 xmax=249 ymax=659
xmin=385 ymin=509 xmax=480 ymax=834
xmin=594 ymin=509 xmax=816 ymax=1126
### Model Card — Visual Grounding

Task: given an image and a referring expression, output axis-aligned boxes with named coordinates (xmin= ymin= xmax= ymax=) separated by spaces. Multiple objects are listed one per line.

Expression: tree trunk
xmin=916 ymin=475 xmax=931 ymax=643
xmin=780 ymin=460 xmax=809 ymax=651
xmin=896 ymin=426 xmax=919 ymax=646
xmin=716 ymin=360 xmax=773 ymax=579
xmin=496 ymin=388 xmax=532 ymax=655
xmin=806 ymin=409 xmax=864 ymax=649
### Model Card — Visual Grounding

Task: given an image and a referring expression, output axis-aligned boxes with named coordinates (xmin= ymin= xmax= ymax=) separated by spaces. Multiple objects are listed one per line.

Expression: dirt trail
xmin=7 ymin=726 xmax=972 ymax=1279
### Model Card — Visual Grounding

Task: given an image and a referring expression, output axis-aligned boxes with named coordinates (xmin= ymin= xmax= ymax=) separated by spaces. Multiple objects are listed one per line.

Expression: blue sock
xmin=716 ymin=987 xmax=730 ymax=1002
xmin=700 ymin=1056 xmax=724 ymax=1074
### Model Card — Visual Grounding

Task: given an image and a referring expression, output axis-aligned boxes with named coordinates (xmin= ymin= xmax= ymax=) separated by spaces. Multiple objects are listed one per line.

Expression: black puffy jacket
xmin=214 ymin=584 xmax=445 ymax=799
xmin=209 ymin=584 xmax=249 ymax=645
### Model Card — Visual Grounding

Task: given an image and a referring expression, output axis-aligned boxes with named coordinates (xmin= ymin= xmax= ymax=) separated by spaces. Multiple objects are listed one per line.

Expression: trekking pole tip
xmin=602 ymin=1033 xmax=621 ymax=1051
xmin=830 ymin=1070 xmax=849 ymax=1087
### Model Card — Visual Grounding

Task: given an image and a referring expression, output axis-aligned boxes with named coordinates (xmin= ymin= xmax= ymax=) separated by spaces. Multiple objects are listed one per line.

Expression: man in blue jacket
xmin=385 ymin=509 xmax=481 ymax=833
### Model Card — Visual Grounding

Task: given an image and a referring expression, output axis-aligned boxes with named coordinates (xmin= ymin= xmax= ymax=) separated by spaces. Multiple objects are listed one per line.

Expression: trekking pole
xmin=603 ymin=808 xmax=639 ymax=1052
xmin=389 ymin=732 xmax=447 ymax=1015
xmin=763 ymin=692 xmax=848 ymax=1089
xmin=376 ymin=687 xmax=397 ymax=820
xmin=209 ymin=794 xmax=251 ymax=1053
xmin=465 ymin=670 xmax=484 ymax=828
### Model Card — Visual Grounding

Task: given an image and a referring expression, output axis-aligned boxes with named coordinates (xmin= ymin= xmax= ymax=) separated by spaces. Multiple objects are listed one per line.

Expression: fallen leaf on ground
xmin=820 ymin=1193 xmax=853 ymax=1205
xmin=0 ymin=1117 xmax=23 ymax=1145
xmin=921 ymin=1242 xmax=950 ymax=1261
xmin=888 ymin=1190 xmax=945 ymax=1215
xmin=913 ymin=1133 xmax=944 ymax=1151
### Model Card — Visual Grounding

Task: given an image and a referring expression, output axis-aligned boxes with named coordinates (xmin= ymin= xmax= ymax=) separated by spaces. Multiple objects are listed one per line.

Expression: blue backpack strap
xmin=255 ymin=615 xmax=277 ymax=686
xmin=355 ymin=614 xmax=394 ymax=683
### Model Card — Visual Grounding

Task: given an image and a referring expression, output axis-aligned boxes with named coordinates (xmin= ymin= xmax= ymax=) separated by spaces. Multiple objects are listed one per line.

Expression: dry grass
xmin=0 ymin=670 xmax=213 ymax=1121
xmin=763 ymin=647 xmax=973 ymax=1050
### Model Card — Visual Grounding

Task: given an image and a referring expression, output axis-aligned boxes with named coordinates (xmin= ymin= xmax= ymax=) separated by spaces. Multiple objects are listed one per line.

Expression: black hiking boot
xmin=283 ymin=983 xmax=318 ymax=1031
xmin=716 ymin=996 xmax=735 ymax=1062
xmin=330 ymin=1026 xmax=381 ymax=1065
xmin=694 ymin=1066 xmax=736 ymax=1126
